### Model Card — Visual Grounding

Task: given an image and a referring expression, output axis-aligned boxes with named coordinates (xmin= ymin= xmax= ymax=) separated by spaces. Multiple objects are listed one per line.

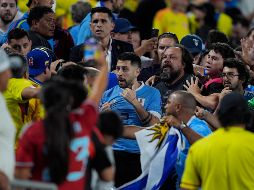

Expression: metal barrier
xmin=10 ymin=179 xmax=57 ymax=190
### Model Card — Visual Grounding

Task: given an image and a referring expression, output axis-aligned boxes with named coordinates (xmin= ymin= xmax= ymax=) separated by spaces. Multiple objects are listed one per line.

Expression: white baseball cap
xmin=0 ymin=49 xmax=10 ymax=73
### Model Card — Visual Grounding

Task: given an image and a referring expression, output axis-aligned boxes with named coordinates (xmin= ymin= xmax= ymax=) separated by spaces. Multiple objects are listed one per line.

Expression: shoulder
xmin=103 ymin=85 xmax=121 ymax=96
xmin=8 ymin=78 xmax=32 ymax=87
xmin=19 ymin=120 xmax=44 ymax=140
xmin=189 ymin=117 xmax=212 ymax=135
xmin=155 ymin=7 xmax=170 ymax=17
xmin=112 ymin=39 xmax=134 ymax=50
xmin=142 ymin=84 xmax=161 ymax=93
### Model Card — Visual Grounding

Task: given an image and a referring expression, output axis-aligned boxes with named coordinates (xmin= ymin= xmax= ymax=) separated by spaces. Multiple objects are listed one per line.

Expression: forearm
xmin=134 ymin=46 xmax=146 ymax=57
xmin=203 ymin=111 xmax=221 ymax=131
xmin=89 ymin=60 xmax=108 ymax=105
xmin=21 ymin=87 xmax=40 ymax=100
xmin=122 ymin=125 xmax=144 ymax=139
xmin=132 ymin=99 xmax=159 ymax=126
xmin=192 ymin=93 xmax=218 ymax=110
xmin=180 ymin=127 xmax=202 ymax=145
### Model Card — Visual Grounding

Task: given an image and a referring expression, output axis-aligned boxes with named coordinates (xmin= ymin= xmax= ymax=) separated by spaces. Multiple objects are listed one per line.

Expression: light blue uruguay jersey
xmin=100 ymin=83 xmax=162 ymax=153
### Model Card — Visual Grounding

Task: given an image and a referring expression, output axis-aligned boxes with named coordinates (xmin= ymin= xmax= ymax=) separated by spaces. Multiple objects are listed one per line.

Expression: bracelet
xmin=141 ymin=112 xmax=152 ymax=125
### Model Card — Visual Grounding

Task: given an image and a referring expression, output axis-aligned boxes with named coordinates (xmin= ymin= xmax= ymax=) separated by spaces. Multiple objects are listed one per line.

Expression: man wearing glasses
xmin=218 ymin=58 xmax=249 ymax=105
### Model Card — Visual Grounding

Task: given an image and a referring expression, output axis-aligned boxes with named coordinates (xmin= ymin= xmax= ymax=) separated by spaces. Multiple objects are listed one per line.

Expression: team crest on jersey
xmin=138 ymin=98 xmax=145 ymax=106
xmin=193 ymin=39 xmax=199 ymax=47
xmin=28 ymin=57 xmax=33 ymax=66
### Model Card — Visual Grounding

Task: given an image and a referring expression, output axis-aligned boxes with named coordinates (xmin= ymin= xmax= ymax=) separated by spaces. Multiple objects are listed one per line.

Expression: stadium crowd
xmin=0 ymin=0 xmax=254 ymax=189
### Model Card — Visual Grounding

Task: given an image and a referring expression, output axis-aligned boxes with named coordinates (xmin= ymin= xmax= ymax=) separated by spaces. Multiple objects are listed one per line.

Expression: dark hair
xmin=218 ymin=106 xmax=251 ymax=127
xmin=27 ymin=6 xmax=54 ymax=26
xmin=158 ymin=32 xmax=179 ymax=44
xmin=57 ymin=64 xmax=88 ymax=82
xmin=223 ymin=58 xmax=249 ymax=88
xmin=8 ymin=28 xmax=30 ymax=42
xmin=97 ymin=111 xmax=123 ymax=139
xmin=171 ymin=44 xmax=194 ymax=75
xmin=9 ymin=53 xmax=28 ymax=78
xmin=206 ymin=30 xmax=229 ymax=49
xmin=209 ymin=42 xmax=235 ymax=59
xmin=91 ymin=7 xmax=113 ymax=20
xmin=41 ymin=76 xmax=88 ymax=184
xmin=117 ymin=52 xmax=141 ymax=68
xmin=71 ymin=2 xmax=91 ymax=23
xmin=233 ymin=15 xmax=250 ymax=28
xmin=217 ymin=95 xmax=251 ymax=128
xmin=26 ymin=0 xmax=32 ymax=7
xmin=172 ymin=90 xmax=197 ymax=111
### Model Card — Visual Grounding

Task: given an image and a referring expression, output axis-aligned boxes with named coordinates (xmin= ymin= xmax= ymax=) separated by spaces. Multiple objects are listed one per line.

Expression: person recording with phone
xmin=70 ymin=7 xmax=134 ymax=71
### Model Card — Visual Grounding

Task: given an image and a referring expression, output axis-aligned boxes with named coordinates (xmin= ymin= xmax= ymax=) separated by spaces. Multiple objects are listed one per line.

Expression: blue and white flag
xmin=117 ymin=124 xmax=181 ymax=190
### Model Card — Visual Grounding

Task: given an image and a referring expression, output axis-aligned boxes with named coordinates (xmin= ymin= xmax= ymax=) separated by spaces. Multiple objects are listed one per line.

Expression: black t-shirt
xmin=155 ymin=74 xmax=193 ymax=114
xmin=28 ymin=31 xmax=52 ymax=50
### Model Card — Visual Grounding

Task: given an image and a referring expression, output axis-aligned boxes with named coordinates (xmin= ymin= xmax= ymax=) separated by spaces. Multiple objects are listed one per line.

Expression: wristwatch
xmin=179 ymin=121 xmax=187 ymax=130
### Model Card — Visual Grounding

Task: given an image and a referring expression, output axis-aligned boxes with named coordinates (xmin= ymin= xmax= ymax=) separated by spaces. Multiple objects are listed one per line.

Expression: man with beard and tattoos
xmin=100 ymin=52 xmax=161 ymax=187
xmin=154 ymin=44 xmax=194 ymax=113
xmin=0 ymin=0 xmax=18 ymax=45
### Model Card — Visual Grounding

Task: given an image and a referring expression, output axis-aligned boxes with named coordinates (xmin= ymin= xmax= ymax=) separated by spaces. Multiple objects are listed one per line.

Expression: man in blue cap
xmin=111 ymin=18 xmax=136 ymax=44
xmin=180 ymin=34 xmax=204 ymax=65
xmin=27 ymin=48 xmax=52 ymax=86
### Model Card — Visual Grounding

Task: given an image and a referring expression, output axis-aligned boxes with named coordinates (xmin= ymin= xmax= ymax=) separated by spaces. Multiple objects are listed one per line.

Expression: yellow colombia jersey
xmin=3 ymin=78 xmax=43 ymax=139
xmin=153 ymin=7 xmax=190 ymax=41
xmin=181 ymin=127 xmax=254 ymax=190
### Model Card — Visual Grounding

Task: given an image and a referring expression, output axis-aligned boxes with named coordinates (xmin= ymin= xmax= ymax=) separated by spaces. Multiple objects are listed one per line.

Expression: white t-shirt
xmin=0 ymin=93 xmax=15 ymax=180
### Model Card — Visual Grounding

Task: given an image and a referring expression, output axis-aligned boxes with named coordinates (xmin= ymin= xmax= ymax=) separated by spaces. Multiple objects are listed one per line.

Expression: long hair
xmin=40 ymin=76 xmax=87 ymax=184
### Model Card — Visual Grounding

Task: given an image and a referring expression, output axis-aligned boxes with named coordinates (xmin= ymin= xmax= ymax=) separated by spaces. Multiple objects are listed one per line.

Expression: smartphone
xmin=151 ymin=28 xmax=159 ymax=38
xmin=83 ymin=37 xmax=100 ymax=62
xmin=193 ymin=64 xmax=208 ymax=76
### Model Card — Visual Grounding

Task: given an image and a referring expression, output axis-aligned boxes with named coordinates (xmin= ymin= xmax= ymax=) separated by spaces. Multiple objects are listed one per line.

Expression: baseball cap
xmin=0 ymin=49 xmax=10 ymax=73
xmin=113 ymin=18 xmax=137 ymax=33
xmin=218 ymin=92 xmax=248 ymax=114
xmin=27 ymin=48 xmax=52 ymax=77
xmin=180 ymin=34 xmax=204 ymax=55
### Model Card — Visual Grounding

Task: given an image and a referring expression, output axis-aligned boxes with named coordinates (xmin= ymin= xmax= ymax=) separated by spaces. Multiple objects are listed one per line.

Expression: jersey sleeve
xmin=8 ymin=79 xmax=33 ymax=102
xmin=147 ymin=89 xmax=162 ymax=118
xmin=180 ymin=146 xmax=200 ymax=190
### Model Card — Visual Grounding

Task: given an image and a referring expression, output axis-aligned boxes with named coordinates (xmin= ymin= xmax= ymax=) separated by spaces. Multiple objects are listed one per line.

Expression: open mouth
xmin=224 ymin=82 xmax=231 ymax=87
xmin=95 ymin=30 xmax=103 ymax=34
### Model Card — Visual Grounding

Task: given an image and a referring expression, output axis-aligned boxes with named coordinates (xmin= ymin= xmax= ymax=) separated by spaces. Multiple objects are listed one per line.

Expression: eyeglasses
xmin=220 ymin=73 xmax=240 ymax=79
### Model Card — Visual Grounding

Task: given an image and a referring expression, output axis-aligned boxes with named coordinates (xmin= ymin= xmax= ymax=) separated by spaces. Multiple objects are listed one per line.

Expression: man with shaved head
xmin=164 ymin=90 xmax=212 ymax=188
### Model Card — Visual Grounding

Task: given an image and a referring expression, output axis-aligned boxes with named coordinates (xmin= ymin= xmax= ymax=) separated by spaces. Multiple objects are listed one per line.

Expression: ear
xmin=24 ymin=71 xmax=29 ymax=79
xmin=135 ymin=67 xmax=141 ymax=77
xmin=32 ymin=19 xmax=39 ymax=29
xmin=111 ymin=32 xmax=116 ymax=38
xmin=110 ymin=22 xmax=115 ymax=32
xmin=175 ymin=103 xmax=182 ymax=113
xmin=33 ymin=0 xmax=40 ymax=6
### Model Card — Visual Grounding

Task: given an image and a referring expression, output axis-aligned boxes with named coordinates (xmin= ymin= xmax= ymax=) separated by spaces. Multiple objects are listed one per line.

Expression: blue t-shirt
xmin=176 ymin=116 xmax=212 ymax=183
xmin=77 ymin=13 xmax=92 ymax=45
xmin=69 ymin=25 xmax=80 ymax=45
xmin=100 ymin=83 xmax=162 ymax=153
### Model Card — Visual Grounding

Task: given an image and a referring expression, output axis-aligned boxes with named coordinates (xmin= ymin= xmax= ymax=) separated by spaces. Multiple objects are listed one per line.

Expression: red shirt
xmin=16 ymin=100 xmax=97 ymax=190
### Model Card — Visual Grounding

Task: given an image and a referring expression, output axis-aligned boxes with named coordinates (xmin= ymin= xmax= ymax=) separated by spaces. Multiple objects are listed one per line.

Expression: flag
xmin=117 ymin=124 xmax=180 ymax=190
